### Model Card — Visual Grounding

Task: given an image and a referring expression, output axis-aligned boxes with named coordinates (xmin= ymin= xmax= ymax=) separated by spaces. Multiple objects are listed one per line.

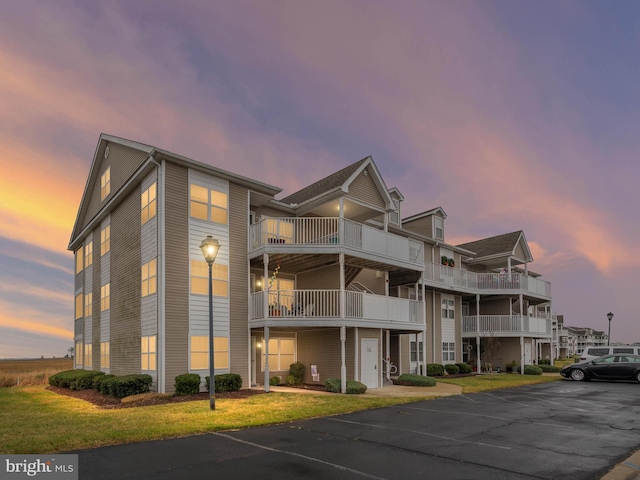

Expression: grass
xmin=437 ymin=373 xmax=562 ymax=393
xmin=0 ymin=358 xmax=73 ymax=387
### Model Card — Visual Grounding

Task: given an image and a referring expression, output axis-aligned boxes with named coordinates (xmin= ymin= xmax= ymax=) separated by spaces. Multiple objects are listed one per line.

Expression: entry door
xmin=524 ymin=343 xmax=532 ymax=365
xmin=361 ymin=338 xmax=379 ymax=389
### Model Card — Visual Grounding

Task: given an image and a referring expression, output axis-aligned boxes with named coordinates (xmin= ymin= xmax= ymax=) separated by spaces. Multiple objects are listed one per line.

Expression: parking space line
xmin=212 ymin=432 xmax=386 ymax=479
xmin=481 ymin=392 xmax=530 ymax=407
xmin=327 ymin=418 xmax=511 ymax=450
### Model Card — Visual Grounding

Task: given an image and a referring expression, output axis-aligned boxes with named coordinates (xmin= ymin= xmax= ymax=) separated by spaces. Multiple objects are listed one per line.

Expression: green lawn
xmin=438 ymin=373 xmax=562 ymax=393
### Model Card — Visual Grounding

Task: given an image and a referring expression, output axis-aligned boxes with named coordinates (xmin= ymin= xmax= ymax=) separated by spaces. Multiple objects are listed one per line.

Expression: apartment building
xmin=69 ymin=134 xmax=554 ymax=392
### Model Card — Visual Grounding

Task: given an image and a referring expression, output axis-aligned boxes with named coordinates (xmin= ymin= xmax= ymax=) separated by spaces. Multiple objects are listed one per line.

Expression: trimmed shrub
xmin=268 ymin=376 xmax=280 ymax=386
xmin=524 ymin=365 xmax=543 ymax=376
xmin=537 ymin=364 xmax=561 ymax=373
xmin=445 ymin=364 xmax=460 ymax=375
xmin=97 ymin=375 xmax=116 ymax=394
xmin=92 ymin=373 xmax=112 ymax=391
xmin=285 ymin=375 xmax=299 ymax=386
xmin=49 ymin=369 xmax=104 ymax=390
xmin=426 ymin=363 xmax=444 ymax=377
xmin=288 ymin=362 xmax=305 ymax=385
xmin=175 ymin=373 xmax=201 ymax=396
xmin=108 ymin=374 xmax=153 ymax=398
xmin=324 ymin=378 xmax=367 ymax=394
xmin=205 ymin=374 xmax=243 ymax=392
xmin=537 ymin=359 xmax=551 ymax=365
xmin=455 ymin=363 xmax=472 ymax=374
xmin=395 ymin=374 xmax=436 ymax=387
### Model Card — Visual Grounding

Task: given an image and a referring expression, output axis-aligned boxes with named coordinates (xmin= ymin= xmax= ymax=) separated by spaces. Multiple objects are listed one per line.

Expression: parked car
xmin=579 ymin=345 xmax=640 ymax=362
xmin=561 ymin=354 xmax=640 ymax=382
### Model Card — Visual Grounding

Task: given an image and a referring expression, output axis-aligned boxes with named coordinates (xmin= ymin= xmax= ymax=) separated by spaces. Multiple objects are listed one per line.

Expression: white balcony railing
xmin=423 ymin=262 xmax=551 ymax=298
xmin=251 ymin=289 xmax=423 ymax=324
xmin=462 ymin=315 xmax=552 ymax=336
xmin=249 ymin=217 xmax=424 ymax=266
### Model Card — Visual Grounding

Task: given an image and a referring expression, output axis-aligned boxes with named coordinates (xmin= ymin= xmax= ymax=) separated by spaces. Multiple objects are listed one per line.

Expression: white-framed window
xmin=84 ymin=241 xmax=93 ymax=267
xmin=100 ymin=283 xmax=110 ymax=312
xmin=100 ymin=225 xmax=110 ymax=256
xmin=410 ymin=341 xmax=424 ymax=362
xmin=190 ymin=260 xmax=228 ymax=297
xmin=441 ymin=298 xmax=455 ymax=319
xmin=141 ymin=182 xmax=157 ymax=225
xmin=75 ymin=293 xmax=83 ymax=320
xmin=141 ymin=335 xmax=157 ymax=371
xmin=75 ymin=340 xmax=82 ymax=368
xmin=141 ymin=259 xmax=157 ymax=297
xmin=190 ymin=336 xmax=230 ymax=370
xmin=75 ymin=248 xmax=83 ymax=274
xmin=100 ymin=341 xmax=110 ymax=369
xmin=262 ymin=338 xmax=295 ymax=371
xmin=101 ymin=166 xmax=111 ymax=201
xmin=84 ymin=292 xmax=93 ymax=317
xmin=190 ymin=184 xmax=228 ymax=225
xmin=389 ymin=198 xmax=400 ymax=225
xmin=84 ymin=343 xmax=93 ymax=368
xmin=443 ymin=342 xmax=455 ymax=362
xmin=434 ymin=216 xmax=444 ymax=240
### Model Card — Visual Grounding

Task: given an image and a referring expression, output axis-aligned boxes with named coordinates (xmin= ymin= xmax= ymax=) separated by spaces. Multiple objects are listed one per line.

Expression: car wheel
xmin=570 ymin=369 xmax=586 ymax=381
xmin=636 ymin=371 xmax=640 ymax=383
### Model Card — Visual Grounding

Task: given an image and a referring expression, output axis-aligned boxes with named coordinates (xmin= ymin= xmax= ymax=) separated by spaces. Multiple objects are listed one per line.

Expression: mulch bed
xmin=46 ymin=386 xmax=266 ymax=409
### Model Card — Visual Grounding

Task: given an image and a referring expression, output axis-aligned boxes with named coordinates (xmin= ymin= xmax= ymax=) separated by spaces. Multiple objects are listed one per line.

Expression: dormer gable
xmin=402 ymin=207 xmax=447 ymax=240
xmin=387 ymin=187 xmax=404 ymax=226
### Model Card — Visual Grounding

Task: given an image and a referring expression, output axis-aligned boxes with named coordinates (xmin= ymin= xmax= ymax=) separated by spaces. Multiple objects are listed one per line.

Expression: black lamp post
xmin=606 ymin=312 xmax=613 ymax=346
xmin=200 ymin=235 xmax=220 ymax=410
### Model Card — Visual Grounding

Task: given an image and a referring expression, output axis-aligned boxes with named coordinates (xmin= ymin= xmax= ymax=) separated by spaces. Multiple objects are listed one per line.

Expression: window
xmin=100 ymin=225 xmax=110 ymax=256
xmin=443 ymin=342 xmax=455 ymax=362
xmin=75 ymin=341 xmax=82 ymax=368
xmin=75 ymin=293 xmax=83 ymax=320
xmin=141 ymin=335 xmax=157 ymax=371
xmin=190 ymin=184 xmax=228 ymax=225
xmin=141 ymin=183 xmax=157 ymax=225
xmin=100 ymin=342 xmax=110 ymax=369
xmin=84 ymin=292 xmax=93 ymax=317
xmin=101 ymin=167 xmax=111 ymax=201
xmin=262 ymin=338 xmax=295 ymax=371
xmin=389 ymin=199 xmax=400 ymax=225
xmin=434 ymin=216 xmax=444 ymax=240
xmin=75 ymin=248 xmax=83 ymax=274
xmin=84 ymin=343 xmax=93 ymax=368
xmin=190 ymin=336 xmax=229 ymax=370
xmin=410 ymin=341 xmax=424 ymax=362
xmin=190 ymin=260 xmax=228 ymax=297
xmin=84 ymin=241 xmax=93 ymax=267
xmin=141 ymin=259 xmax=157 ymax=297
xmin=101 ymin=283 xmax=110 ymax=312
xmin=441 ymin=298 xmax=455 ymax=319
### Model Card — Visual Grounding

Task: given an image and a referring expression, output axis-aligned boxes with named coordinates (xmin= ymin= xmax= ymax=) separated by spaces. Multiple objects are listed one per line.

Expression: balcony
xmin=250 ymin=289 xmax=424 ymax=330
xmin=462 ymin=315 xmax=552 ymax=338
xmin=249 ymin=217 xmax=424 ymax=270
xmin=423 ymin=262 xmax=551 ymax=299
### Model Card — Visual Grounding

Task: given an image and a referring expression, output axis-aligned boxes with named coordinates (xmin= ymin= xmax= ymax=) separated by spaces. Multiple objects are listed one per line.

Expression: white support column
xmin=508 ymin=257 xmax=512 ymax=272
xmin=384 ymin=271 xmax=389 ymax=297
xmin=476 ymin=294 xmax=481 ymax=372
xmin=520 ymin=335 xmax=525 ymax=375
xmin=421 ymin=276 xmax=426 ymax=375
xmin=263 ymin=254 xmax=269 ymax=319
xmin=385 ymin=330 xmax=391 ymax=381
xmin=354 ymin=327 xmax=359 ymax=381
xmin=339 ymin=253 xmax=345 ymax=319
xmin=263 ymin=326 xmax=270 ymax=392
xmin=340 ymin=326 xmax=347 ymax=394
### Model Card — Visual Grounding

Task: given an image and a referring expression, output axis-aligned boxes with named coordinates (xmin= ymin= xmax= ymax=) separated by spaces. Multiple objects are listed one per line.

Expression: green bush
xmin=49 ymin=369 xmax=104 ymax=390
xmin=288 ymin=362 xmax=305 ymax=384
xmin=445 ymin=364 xmax=460 ymax=375
xmin=205 ymin=374 xmax=243 ymax=392
xmin=537 ymin=359 xmax=551 ymax=365
xmin=524 ymin=365 xmax=543 ymax=376
xmin=395 ymin=374 xmax=436 ymax=387
xmin=426 ymin=364 xmax=444 ymax=376
xmin=285 ymin=375 xmax=299 ymax=386
xmin=324 ymin=378 xmax=367 ymax=394
xmin=537 ymin=364 xmax=561 ymax=373
xmin=108 ymin=374 xmax=153 ymax=398
xmin=96 ymin=375 xmax=116 ymax=394
xmin=92 ymin=373 xmax=112 ymax=391
xmin=455 ymin=363 xmax=472 ymax=374
xmin=268 ymin=376 xmax=280 ymax=386
xmin=175 ymin=373 xmax=201 ymax=396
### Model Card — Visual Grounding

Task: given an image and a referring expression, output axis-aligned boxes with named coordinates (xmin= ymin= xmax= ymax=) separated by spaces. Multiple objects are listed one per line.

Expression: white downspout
xmin=263 ymin=254 xmax=270 ymax=392
xmin=158 ymin=159 xmax=165 ymax=394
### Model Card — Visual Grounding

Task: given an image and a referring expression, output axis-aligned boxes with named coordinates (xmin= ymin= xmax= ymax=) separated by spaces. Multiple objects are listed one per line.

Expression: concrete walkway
xmin=266 ymin=382 xmax=463 ymax=398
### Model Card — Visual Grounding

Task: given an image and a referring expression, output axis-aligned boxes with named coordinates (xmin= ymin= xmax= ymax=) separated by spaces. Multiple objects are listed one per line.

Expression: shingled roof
xmin=457 ymin=231 xmax=524 ymax=258
xmin=280 ymin=157 xmax=370 ymax=205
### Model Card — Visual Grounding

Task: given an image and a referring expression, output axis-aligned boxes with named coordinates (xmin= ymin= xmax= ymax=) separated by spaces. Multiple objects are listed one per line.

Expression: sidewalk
xmin=267 ymin=382 xmax=462 ymax=397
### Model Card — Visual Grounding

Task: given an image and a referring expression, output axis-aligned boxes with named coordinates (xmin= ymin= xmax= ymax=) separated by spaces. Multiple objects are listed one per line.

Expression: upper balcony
xmin=423 ymin=262 xmax=551 ymax=300
xmin=249 ymin=217 xmax=424 ymax=271
xmin=462 ymin=315 xmax=552 ymax=338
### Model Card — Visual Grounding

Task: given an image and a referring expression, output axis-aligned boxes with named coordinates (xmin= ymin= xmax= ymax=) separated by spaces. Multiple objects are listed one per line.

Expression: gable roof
xmin=403 ymin=207 xmax=447 ymax=223
xmin=457 ymin=230 xmax=533 ymax=262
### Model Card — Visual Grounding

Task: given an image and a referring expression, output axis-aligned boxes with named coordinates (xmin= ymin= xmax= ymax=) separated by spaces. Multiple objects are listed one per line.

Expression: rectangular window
xmin=443 ymin=342 xmax=455 ymax=362
xmin=389 ymin=199 xmax=400 ymax=225
xmin=101 ymin=283 xmax=110 ymax=312
xmin=141 ymin=259 xmax=157 ymax=297
xmin=190 ymin=260 xmax=228 ymax=297
xmin=101 ymin=166 xmax=111 ymax=201
xmin=84 ymin=292 xmax=93 ymax=317
xmin=441 ymin=298 xmax=455 ymax=319
xmin=100 ymin=342 xmax=110 ymax=369
xmin=190 ymin=184 xmax=228 ymax=225
xmin=75 ymin=293 xmax=83 ymax=320
xmin=75 ymin=341 xmax=82 ymax=368
xmin=100 ymin=225 xmax=110 ymax=256
xmin=84 ymin=343 xmax=93 ymax=368
xmin=262 ymin=338 xmax=295 ymax=371
xmin=141 ymin=182 xmax=157 ymax=225
xmin=75 ymin=249 xmax=83 ymax=274
xmin=84 ymin=241 xmax=93 ymax=267
xmin=141 ymin=335 xmax=157 ymax=371
xmin=190 ymin=336 xmax=229 ymax=370
xmin=435 ymin=216 xmax=444 ymax=240
xmin=410 ymin=341 xmax=424 ymax=362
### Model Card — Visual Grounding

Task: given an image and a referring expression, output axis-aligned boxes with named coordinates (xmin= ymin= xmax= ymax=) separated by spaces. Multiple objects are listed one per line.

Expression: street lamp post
xmin=606 ymin=312 xmax=613 ymax=346
xmin=200 ymin=235 xmax=220 ymax=411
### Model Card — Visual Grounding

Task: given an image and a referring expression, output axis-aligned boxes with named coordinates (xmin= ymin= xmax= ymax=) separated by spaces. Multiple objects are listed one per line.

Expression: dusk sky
xmin=1 ymin=1 xmax=638 ymax=358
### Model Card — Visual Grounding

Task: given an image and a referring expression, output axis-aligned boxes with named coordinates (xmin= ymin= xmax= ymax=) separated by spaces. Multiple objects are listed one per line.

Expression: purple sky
xmin=1 ymin=0 xmax=638 ymax=358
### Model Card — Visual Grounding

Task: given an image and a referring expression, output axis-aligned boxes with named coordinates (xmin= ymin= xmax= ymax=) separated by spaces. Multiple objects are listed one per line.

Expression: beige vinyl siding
xmin=99 ymin=220 xmax=111 ymax=344
xmin=296 ymin=328 xmax=355 ymax=383
xmin=141 ymin=171 xmax=159 ymax=338
xmin=403 ymin=216 xmax=433 ymax=238
xmin=348 ymin=167 xmax=385 ymax=209
xmin=84 ymin=233 xmax=93 ymax=363
xmin=455 ymin=296 xmax=462 ymax=363
xmin=110 ymin=186 xmax=142 ymax=377
xmin=82 ymin=142 xmax=150 ymax=231
xmin=164 ymin=162 xmax=190 ymax=394
xmin=92 ymin=226 xmax=102 ymax=369
xmin=253 ymin=206 xmax=292 ymax=219
xmin=228 ymin=183 xmax=249 ymax=386
xmin=296 ymin=264 xmax=340 ymax=289
xmin=398 ymin=334 xmax=411 ymax=374
xmin=513 ymin=241 xmax=526 ymax=261
xmin=353 ymin=269 xmax=386 ymax=295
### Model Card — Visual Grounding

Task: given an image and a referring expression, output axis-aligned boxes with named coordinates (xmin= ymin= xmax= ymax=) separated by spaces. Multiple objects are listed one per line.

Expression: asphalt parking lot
xmin=76 ymin=380 xmax=640 ymax=479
